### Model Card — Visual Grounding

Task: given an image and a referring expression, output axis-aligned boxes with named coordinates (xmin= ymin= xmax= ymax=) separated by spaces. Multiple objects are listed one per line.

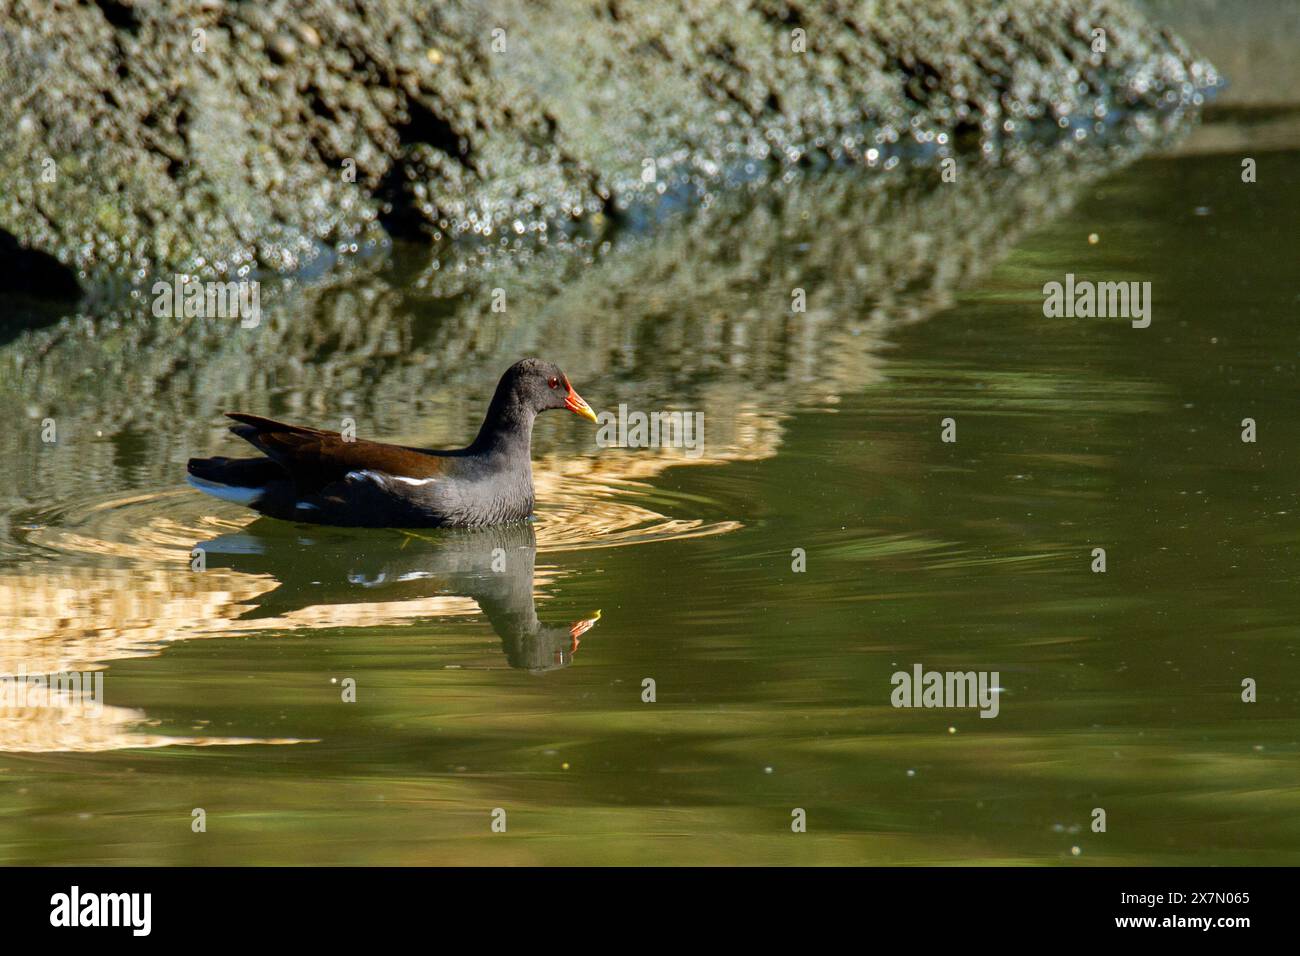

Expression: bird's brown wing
xmin=225 ymin=413 xmax=447 ymax=490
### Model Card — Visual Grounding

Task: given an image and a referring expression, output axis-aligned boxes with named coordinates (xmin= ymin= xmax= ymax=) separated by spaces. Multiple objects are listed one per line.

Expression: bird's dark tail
xmin=188 ymin=455 xmax=284 ymax=486
xmin=186 ymin=456 xmax=286 ymax=503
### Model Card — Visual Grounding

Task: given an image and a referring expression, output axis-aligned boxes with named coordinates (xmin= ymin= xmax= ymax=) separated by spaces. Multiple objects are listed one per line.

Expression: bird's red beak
xmin=563 ymin=375 xmax=598 ymax=423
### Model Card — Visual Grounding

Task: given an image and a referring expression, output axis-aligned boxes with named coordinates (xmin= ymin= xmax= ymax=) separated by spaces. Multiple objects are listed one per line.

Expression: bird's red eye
xmin=548 ymin=376 xmax=559 ymax=389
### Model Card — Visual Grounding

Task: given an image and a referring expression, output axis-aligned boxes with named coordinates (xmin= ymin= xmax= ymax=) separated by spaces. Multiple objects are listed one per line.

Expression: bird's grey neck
xmin=471 ymin=401 xmax=536 ymax=458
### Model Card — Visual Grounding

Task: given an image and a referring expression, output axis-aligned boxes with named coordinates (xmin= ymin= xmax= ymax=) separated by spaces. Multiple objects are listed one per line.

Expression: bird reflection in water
xmin=192 ymin=521 xmax=600 ymax=672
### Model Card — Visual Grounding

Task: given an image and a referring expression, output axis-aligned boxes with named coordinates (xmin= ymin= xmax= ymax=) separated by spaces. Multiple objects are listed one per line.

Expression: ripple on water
xmin=0 ymin=455 xmax=742 ymax=751
xmin=14 ymin=468 xmax=742 ymax=566
xmin=1 ymin=471 xmax=740 ymax=665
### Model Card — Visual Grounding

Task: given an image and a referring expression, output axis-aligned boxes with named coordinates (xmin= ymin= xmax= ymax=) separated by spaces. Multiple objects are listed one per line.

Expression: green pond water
xmin=1 ymin=118 xmax=1297 ymax=865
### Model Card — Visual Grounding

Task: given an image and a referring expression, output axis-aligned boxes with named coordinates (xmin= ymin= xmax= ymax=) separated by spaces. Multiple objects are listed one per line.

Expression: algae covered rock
xmin=0 ymin=0 xmax=1214 ymax=289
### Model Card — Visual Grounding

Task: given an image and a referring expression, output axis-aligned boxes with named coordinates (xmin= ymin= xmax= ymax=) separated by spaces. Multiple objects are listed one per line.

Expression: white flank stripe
xmin=347 ymin=469 xmax=437 ymax=488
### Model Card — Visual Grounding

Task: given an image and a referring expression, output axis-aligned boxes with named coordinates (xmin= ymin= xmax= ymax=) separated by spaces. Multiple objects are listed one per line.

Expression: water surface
xmin=1 ymin=118 xmax=1298 ymax=865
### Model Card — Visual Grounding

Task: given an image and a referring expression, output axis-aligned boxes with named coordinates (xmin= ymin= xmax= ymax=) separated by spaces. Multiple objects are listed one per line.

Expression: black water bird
xmin=187 ymin=359 xmax=598 ymax=528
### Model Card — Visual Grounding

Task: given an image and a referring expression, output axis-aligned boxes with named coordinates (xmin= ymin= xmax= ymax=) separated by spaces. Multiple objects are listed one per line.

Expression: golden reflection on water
xmin=0 ymin=703 xmax=309 ymax=754
xmin=0 ymin=445 xmax=748 ymax=753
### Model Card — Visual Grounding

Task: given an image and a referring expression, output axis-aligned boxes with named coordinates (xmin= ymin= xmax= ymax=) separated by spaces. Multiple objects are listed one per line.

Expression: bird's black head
xmin=497 ymin=358 xmax=597 ymax=421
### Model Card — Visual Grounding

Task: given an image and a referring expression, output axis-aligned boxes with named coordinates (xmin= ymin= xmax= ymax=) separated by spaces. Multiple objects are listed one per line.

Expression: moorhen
xmin=186 ymin=358 xmax=598 ymax=527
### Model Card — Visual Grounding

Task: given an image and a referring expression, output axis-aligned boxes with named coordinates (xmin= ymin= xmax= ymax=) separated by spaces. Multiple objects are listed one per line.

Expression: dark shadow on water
xmin=0 ymin=230 xmax=83 ymax=344
xmin=194 ymin=520 xmax=600 ymax=673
